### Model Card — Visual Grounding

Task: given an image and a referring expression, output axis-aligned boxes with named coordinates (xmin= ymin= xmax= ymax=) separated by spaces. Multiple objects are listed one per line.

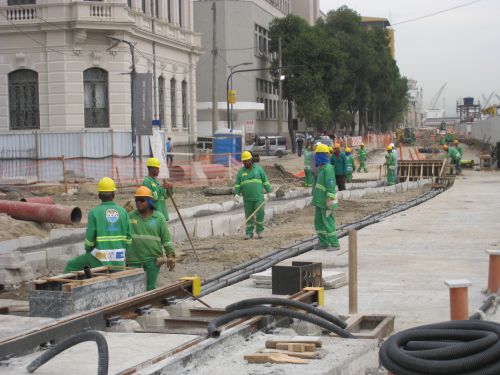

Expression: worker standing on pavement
xmin=303 ymin=140 xmax=313 ymax=187
xmin=443 ymin=144 xmax=462 ymax=175
xmin=357 ymin=143 xmax=368 ymax=172
xmin=142 ymin=157 xmax=172 ymax=222
xmin=384 ymin=145 xmax=396 ymax=186
xmin=64 ymin=177 xmax=131 ymax=272
xmin=312 ymin=144 xmax=340 ymax=251
xmin=127 ymin=186 xmax=175 ymax=291
xmin=345 ymin=147 xmax=355 ymax=183
xmin=234 ymin=151 xmax=272 ymax=239
xmin=330 ymin=143 xmax=347 ymax=191
xmin=390 ymin=143 xmax=398 ymax=181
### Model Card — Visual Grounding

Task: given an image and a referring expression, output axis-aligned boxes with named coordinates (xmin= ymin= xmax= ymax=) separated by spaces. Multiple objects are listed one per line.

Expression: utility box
xmin=272 ymin=262 xmax=322 ymax=295
xmin=29 ymin=267 xmax=146 ymax=318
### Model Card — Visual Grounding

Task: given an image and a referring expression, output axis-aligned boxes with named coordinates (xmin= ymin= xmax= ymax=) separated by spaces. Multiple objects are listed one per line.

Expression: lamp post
xmin=227 ymin=62 xmax=252 ymax=130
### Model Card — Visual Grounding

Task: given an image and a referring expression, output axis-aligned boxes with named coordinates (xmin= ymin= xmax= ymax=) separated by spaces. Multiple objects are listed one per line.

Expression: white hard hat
xmin=390 ymin=143 xmax=395 ymax=147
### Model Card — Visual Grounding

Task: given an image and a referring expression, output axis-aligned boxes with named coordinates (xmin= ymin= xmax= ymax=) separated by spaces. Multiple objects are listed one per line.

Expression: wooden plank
xmin=244 ymin=353 xmax=308 ymax=364
xmin=260 ymin=348 xmax=325 ymax=359
xmin=265 ymin=337 xmax=322 ymax=349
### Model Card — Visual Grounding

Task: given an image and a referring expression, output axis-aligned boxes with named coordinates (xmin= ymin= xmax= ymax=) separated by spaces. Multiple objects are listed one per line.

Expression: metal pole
xmin=226 ymin=72 xmax=231 ymax=129
xmin=278 ymin=37 xmax=283 ymax=136
xmin=230 ymin=67 xmax=233 ymax=129
xmin=129 ymin=44 xmax=137 ymax=179
xmin=348 ymin=229 xmax=358 ymax=314
xmin=211 ymin=1 xmax=218 ymax=135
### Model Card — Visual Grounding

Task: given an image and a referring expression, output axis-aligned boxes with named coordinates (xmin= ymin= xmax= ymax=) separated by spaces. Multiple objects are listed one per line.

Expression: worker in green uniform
xmin=64 ymin=177 xmax=131 ymax=272
xmin=303 ymin=141 xmax=313 ymax=187
xmin=142 ymin=157 xmax=172 ymax=222
xmin=357 ymin=143 xmax=368 ymax=173
xmin=443 ymin=144 xmax=462 ymax=175
xmin=330 ymin=143 xmax=347 ymax=191
xmin=384 ymin=145 xmax=396 ymax=186
xmin=454 ymin=139 xmax=463 ymax=157
xmin=312 ymin=144 xmax=340 ymax=251
xmin=345 ymin=147 xmax=355 ymax=183
xmin=234 ymin=151 xmax=272 ymax=239
xmin=127 ymin=186 xmax=175 ymax=291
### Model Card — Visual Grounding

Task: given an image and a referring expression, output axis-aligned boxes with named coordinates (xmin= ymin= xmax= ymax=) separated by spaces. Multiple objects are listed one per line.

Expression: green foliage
xmin=268 ymin=8 xmax=408 ymax=135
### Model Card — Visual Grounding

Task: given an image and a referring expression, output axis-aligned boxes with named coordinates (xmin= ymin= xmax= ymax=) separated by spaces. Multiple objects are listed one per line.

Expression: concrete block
xmin=21 ymin=250 xmax=47 ymax=270
xmin=164 ymin=301 xmax=196 ymax=318
xmin=395 ymin=183 xmax=403 ymax=193
xmin=18 ymin=236 xmax=44 ymax=249
xmin=295 ymin=198 xmax=308 ymax=210
xmin=136 ymin=308 xmax=170 ymax=330
xmin=171 ymin=224 xmax=187 ymax=243
xmin=194 ymin=218 xmax=213 ymax=239
xmin=385 ymin=185 xmax=397 ymax=193
xmin=0 ymin=251 xmax=26 ymax=269
xmin=350 ymin=190 xmax=364 ymax=199
xmin=367 ymin=181 xmax=378 ymax=188
xmin=211 ymin=216 xmax=231 ymax=236
xmin=0 ymin=269 xmax=23 ymax=288
xmin=291 ymin=319 xmax=323 ymax=336
xmin=0 ymin=238 xmax=21 ymax=255
xmin=264 ymin=207 xmax=274 ymax=221
xmin=178 ymin=207 xmax=194 ymax=220
xmin=208 ymin=203 xmax=224 ymax=213
xmin=221 ymin=200 xmax=235 ymax=211
xmin=106 ymin=319 xmax=141 ymax=333
xmin=336 ymin=191 xmax=345 ymax=200
xmin=273 ymin=204 xmax=287 ymax=215
xmin=228 ymin=213 xmax=245 ymax=233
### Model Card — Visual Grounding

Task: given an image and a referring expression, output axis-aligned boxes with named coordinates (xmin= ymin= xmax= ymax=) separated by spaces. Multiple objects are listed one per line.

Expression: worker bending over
xmin=330 ymin=143 xmax=347 ymax=191
xmin=234 ymin=151 xmax=272 ymax=239
xmin=443 ymin=144 xmax=462 ymax=175
xmin=64 ymin=177 xmax=131 ymax=272
xmin=345 ymin=147 xmax=355 ymax=183
xmin=312 ymin=144 xmax=340 ymax=251
xmin=385 ymin=145 xmax=396 ymax=186
xmin=127 ymin=186 xmax=175 ymax=291
xmin=357 ymin=143 xmax=368 ymax=172
xmin=142 ymin=157 xmax=173 ymax=222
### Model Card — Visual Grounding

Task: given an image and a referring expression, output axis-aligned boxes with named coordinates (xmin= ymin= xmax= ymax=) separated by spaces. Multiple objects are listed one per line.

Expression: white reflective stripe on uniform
xmin=91 ymin=248 xmax=126 ymax=262
xmin=389 ymin=166 xmax=395 ymax=170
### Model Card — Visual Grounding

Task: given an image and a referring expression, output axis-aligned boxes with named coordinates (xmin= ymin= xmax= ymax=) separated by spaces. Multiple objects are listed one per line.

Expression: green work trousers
xmin=244 ymin=199 xmax=265 ymax=236
xmin=387 ymin=166 xmax=396 ymax=186
xmin=128 ymin=260 xmax=160 ymax=291
xmin=304 ymin=168 xmax=313 ymax=187
xmin=64 ymin=252 xmax=103 ymax=273
xmin=358 ymin=160 xmax=367 ymax=173
xmin=347 ymin=172 xmax=353 ymax=183
xmin=314 ymin=207 xmax=339 ymax=247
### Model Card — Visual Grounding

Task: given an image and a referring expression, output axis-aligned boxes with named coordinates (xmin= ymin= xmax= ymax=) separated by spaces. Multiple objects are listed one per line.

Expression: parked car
xmin=251 ymin=135 xmax=288 ymax=157
xmin=313 ymin=135 xmax=333 ymax=147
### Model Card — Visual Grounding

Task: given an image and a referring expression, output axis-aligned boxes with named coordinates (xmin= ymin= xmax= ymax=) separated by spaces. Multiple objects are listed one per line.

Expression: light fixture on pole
xmin=227 ymin=62 xmax=252 ymax=129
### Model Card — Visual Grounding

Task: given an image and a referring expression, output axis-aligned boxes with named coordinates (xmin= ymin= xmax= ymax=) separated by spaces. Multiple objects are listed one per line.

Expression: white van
xmin=251 ymin=136 xmax=288 ymax=157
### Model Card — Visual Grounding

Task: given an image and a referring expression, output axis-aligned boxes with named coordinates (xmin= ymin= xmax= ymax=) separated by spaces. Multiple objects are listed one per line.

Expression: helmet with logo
xmin=98 ymin=177 xmax=116 ymax=192
xmin=315 ymin=144 xmax=330 ymax=154
xmin=241 ymin=151 xmax=253 ymax=161
xmin=134 ymin=186 xmax=153 ymax=198
xmin=146 ymin=157 xmax=161 ymax=168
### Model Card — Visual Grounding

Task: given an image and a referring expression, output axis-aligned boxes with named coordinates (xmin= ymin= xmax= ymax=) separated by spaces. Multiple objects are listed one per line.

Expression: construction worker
xmin=390 ymin=143 xmax=398 ymax=181
xmin=454 ymin=139 xmax=463 ymax=157
xmin=443 ymin=144 xmax=461 ymax=175
xmin=345 ymin=147 xmax=355 ymax=183
xmin=234 ymin=151 xmax=272 ymax=239
xmin=384 ymin=145 xmax=396 ymax=186
xmin=330 ymin=143 xmax=347 ymax=191
xmin=310 ymin=142 xmax=320 ymax=190
xmin=64 ymin=177 xmax=131 ymax=272
xmin=303 ymin=140 xmax=313 ymax=187
xmin=127 ymin=186 xmax=175 ymax=291
xmin=357 ymin=143 xmax=368 ymax=172
xmin=312 ymin=143 xmax=340 ymax=251
xmin=142 ymin=157 xmax=172 ymax=222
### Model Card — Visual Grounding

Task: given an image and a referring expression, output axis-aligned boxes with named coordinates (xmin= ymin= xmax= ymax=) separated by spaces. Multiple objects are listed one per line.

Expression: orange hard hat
xmin=134 ymin=186 xmax=153 ymax=198
xmin=453 ymin=139 xmax=459 ymax=144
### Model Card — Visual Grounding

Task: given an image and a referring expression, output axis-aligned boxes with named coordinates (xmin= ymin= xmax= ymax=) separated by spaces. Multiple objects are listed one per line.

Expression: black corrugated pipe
xmin=225 ymin=297 xmax=347 ymax=329
xmin=27 ymin=331 xmax=108 ymax=375
xmin=469 ymin=296 xmax=496 ymax=320
xmin=379 ymin=320 xmax=500 ymax=375
xmin=207 ymin=306 xmax=355 ymax=339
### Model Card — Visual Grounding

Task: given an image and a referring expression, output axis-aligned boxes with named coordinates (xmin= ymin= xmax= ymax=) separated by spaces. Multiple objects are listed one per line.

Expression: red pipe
xmin=0 ymin=200 xmax=81 ymax=224
xmin=202 ymin=164 xmax=227 ymax=180
xmin=20 ymin=196 xmax=54 ymax=205
xmin=169 ymin=165 xmax=192 ymax=181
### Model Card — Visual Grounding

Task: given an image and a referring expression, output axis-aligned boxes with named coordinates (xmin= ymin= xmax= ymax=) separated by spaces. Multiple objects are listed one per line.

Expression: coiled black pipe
xmin=379 ymin=320 xmax=500 ymax=375
xmin=207 ymin=306 xmax=355 ymax=339
xmin=27 ymin=331 xmax=108 ymax=375
xmin=225 ymin=297 xmax=347 ymax=329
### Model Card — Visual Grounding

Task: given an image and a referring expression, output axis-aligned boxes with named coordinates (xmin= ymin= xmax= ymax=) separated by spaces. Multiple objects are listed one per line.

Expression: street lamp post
xmin=227 ymin=62 xmax=252 ymax=130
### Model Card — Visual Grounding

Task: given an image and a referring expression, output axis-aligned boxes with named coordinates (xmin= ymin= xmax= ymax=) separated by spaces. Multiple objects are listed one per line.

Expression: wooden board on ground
xmin=260 ymin=348 xmax=327 ymax=359
xmin=265 ymin=337 xmax=322 ymax=349
xmin=275 ymin=343 xmax=316 ymax=352
xmin=244 ymin=353 xmax=308 ymax=364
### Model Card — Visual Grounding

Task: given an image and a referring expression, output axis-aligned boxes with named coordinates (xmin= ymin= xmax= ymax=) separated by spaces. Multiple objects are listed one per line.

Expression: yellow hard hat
xmin=241 ymin=151 xmax=252 ymax=161
xmin=334 ymin=143 xmax=340 ymax=149
xmin=345 ymin=147 xmax=351 ymax=153
xmin=329 ymin=146 xmax=334 ymax=153
xmin=134 ymin=186 xmax=153 ymax=198
xmin=360 ymin=143 xmax=365 ymax=147
xmin=315 ymin=144 xmax=330 ymax=153
xmin=146 ymin=157 xmax=160 ymax=168
xmin=97 ymin=177 xmax=116 ymax=192
xmin=386 ymin=145 xmax=392 ymax=151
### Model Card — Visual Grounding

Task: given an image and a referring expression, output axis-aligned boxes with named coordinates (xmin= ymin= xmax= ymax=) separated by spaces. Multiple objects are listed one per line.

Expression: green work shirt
xmin=447 ymin=147 xmax=461 ymax=162
xmin=456 ymin=146 xmax=463 ymax=157
xmin=347 ymin=155 xmax=355 ymax=174
xmin=127 ymin=210 xmax=174 ymax=263
xmin=387 ymin=152 xmax=396 ymax=168
xmin=330 ymin=152 xmax=348 ymax=176
xmin=142 ymin=176 xmax=170 ymax=221
xmin=234 ymin=164 xmax=272 ymax=202
xmin=358 ymin=148 xmax=367 ymax=161
xmin=312 ymin=163 xmax=337 ymax=209
xmin=303 ymin=148 xmax=311 ymax=169
xmin=84 ymin=201 xmax=131 ymax=267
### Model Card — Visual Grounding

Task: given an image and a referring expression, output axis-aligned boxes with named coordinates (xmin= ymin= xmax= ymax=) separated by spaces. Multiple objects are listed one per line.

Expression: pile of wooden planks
xmin=244 ymin=337 xmax=325 ymax=364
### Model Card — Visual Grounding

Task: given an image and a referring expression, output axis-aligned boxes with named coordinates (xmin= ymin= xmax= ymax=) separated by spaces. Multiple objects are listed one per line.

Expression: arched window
xmin=158 ymin=76 xmax=165 ymax=127
xmin=8 ymin=69 xmax=40 ymax=130
xmin=83 ymin=68 xmax=109 ymax=128
xmin=181 ymin=80 xmax=188 ymax=129
xmin=170 ymin=78 xmax=176 ymax=128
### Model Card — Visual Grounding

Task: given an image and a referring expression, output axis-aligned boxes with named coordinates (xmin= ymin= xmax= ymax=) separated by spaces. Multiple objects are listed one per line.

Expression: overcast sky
xmin=320 ymin=0 xmax=499 ymax=116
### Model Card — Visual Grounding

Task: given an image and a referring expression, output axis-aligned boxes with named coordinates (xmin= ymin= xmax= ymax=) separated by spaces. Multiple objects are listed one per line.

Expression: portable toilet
xmin=213 ymin=129 xmax=242 ymax=166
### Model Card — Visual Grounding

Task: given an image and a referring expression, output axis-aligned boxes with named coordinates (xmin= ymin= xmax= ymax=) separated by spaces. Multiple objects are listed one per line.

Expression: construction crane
xmin=425 ymin=83 xmax=447 ymax=119
xmin=481 ymin=91 xmax=496 ymax=109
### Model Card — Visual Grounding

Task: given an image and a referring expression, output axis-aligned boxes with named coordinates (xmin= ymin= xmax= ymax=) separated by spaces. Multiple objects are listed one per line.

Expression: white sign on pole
xmin=245 ymin=120 xmax=255 ymax=134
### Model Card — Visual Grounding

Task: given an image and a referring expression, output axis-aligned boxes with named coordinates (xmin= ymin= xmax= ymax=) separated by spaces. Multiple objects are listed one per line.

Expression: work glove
xmin=326 ymin=196 xmax=339 ymax=211
xmin=264 ymin=193 xmax=270 ymax=201
xmin=155 ymin=254 xmax=167 ymax=267
xmin=234 ymin=195 xmax=242 ymax=205
xmin=167 ymin=254 xmax=176 ymax=271
xmin=163 ymin=180 xmax=174 ymax=193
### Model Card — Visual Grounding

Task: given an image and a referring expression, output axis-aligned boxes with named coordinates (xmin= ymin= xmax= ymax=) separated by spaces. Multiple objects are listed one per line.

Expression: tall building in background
xmin=405 ymin=79 xmax=423 ymax=128
xmin=360 ymin=16 xmax=395 ymax=58
xmin=291 ymin=0 xmax=325 ymax=25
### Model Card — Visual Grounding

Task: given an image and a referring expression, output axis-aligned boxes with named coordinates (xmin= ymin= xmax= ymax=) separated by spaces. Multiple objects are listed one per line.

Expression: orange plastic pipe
xmin=0 ymin=200 xmax=81 ymax=224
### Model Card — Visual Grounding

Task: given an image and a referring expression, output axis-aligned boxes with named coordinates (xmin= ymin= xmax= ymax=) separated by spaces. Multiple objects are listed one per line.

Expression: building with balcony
xmin=0 ymin=0 xmax=202 ymax=154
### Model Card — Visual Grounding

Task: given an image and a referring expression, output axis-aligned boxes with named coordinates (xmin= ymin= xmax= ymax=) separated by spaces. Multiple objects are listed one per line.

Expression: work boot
xmin=326 ymin=245 xmax=340 ymax=252
xmin=256 ymin=232 xmax=263 ymax=239
xmin=314 ymin=244 xmax=328 ymax=250
xmin=245 ymin=234 xmax=253 ymax=240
